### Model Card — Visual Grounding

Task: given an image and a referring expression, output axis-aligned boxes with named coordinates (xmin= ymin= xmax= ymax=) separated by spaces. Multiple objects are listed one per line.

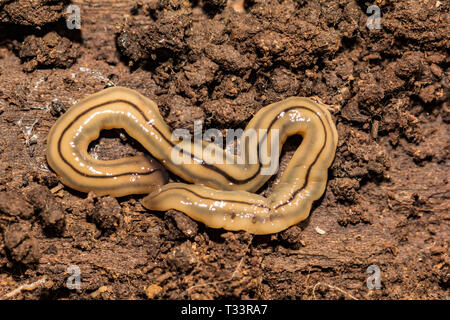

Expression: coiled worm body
xmin=47 ymin=86 xmax=338 ymax=234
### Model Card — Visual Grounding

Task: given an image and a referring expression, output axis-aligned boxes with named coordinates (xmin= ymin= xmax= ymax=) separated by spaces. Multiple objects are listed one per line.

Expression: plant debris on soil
xmin=0 ymin=0 xmax=448 ymax=300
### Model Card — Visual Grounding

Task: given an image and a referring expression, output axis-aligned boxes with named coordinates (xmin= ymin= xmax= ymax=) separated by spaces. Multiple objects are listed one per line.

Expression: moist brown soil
xmin=0 ymin=0 xmax=448 ymax=300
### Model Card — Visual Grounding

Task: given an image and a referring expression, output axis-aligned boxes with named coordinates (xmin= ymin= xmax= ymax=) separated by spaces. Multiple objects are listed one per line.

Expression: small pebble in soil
xmin=145 ymin=284 xmax=163 ymax=299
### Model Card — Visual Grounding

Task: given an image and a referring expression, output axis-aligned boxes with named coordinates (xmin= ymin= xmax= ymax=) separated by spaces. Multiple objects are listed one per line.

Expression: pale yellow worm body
xmin=47 ymin=86 xmax=338 ymax=234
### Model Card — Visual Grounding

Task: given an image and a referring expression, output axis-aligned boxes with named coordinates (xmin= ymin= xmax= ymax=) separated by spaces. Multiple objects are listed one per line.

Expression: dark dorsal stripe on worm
xmin=47 ymin=86 xmax=338 ymax=234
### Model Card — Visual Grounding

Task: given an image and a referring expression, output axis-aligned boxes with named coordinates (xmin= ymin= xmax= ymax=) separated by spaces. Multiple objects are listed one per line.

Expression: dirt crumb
xmin=18 ymin=32 xmax=80 ymax=72
xmin=278 ymin=226 xmax=305 ymax=249
xmin=337 ymin=206 xmax=372 ymax=227
xmin=162 ymin=94 xmax=205 ymax=132
xmin=0 ymin=191 xmax=34 ymax=219
xmin=3 ymin=222 xmax=40 ymax=265
xmin=166 ymin=210 xmax=198 ymax=239
xmin=329 ymin=178 xmax=360 ymax=202
xmin=166 ymin=241 xmax=197 ymax=272
xmin=332 ymin=125 xmax=390 ymax=181
xmin=117 ymin=10 xmax=192 ymax=65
